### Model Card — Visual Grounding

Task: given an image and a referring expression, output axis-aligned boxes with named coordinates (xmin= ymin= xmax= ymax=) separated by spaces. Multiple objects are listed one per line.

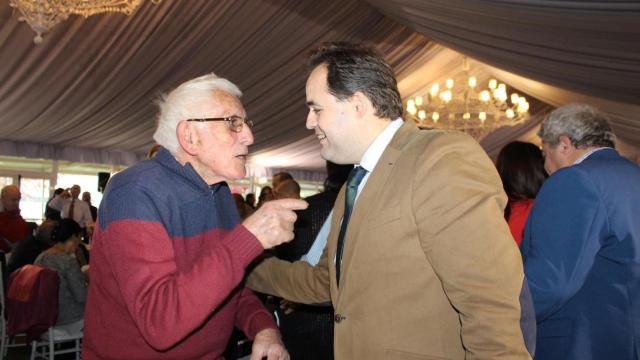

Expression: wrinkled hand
xmin=250 ymin=328 xmax=289 ymax=360
xmin=243 ymin=199 xmax=307 ymax=249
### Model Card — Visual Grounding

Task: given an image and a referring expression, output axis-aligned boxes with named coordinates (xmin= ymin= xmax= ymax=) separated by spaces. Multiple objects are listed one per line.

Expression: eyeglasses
xmin=187 ymin=115 xmax=254 ymax=133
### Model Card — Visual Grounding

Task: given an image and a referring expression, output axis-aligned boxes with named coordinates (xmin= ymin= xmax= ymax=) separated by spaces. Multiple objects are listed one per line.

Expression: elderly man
xmin=0 ymin=184 xmax=30 ymax=252
xmin=521 ymin=104 xmax=640 ymax=360
xmin=83 ymin=74 xmax=306 ymax=360
xmin=247 ymin=42 xmax=534 ymax=359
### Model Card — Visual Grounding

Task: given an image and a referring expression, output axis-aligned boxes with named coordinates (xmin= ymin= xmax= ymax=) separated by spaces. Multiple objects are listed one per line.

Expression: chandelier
xmin=405 ymin=57 xmax=530 ymax=140
xmin=9 ymin=0 xmax=160 ymax=44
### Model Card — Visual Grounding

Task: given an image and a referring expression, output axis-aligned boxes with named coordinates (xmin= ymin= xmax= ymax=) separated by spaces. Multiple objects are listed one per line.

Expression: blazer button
xmin=334 ymin=313 xmax=345 ymax=323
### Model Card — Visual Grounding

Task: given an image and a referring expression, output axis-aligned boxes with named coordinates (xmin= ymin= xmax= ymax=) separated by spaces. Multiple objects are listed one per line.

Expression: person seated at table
xmin=7 ymin=220 xmax=56 ymax=275
xmin=35 ymin=218 xmax=87 ymax=334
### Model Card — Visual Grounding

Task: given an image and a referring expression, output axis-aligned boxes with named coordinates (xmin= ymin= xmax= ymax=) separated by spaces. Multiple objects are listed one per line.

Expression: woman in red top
xmin=496 ymin=141 xmax=547 ymax=245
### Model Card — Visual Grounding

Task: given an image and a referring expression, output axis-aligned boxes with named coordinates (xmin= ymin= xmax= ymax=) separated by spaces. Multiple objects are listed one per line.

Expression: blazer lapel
xmin=337 ymin=121 xmax=419 ymax=295
xmin=326 ymin=185 xmax=346 ymax=304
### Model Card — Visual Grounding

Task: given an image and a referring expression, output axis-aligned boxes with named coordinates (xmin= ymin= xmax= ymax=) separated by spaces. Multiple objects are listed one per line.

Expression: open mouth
xmin=316 ymin=131 xmax=326 ymax=141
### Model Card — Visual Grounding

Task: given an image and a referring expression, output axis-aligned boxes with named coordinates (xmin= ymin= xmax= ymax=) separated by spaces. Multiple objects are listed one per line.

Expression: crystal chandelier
xmin=9 ymin=0 xmax=160 ymax=44
xmin=405 ymin=58 xmax=530 ymax=140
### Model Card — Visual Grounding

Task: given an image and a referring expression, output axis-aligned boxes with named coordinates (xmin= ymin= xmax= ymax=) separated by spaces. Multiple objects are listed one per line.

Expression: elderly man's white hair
xmin=153 ymin=73 xmax=242 ymax=155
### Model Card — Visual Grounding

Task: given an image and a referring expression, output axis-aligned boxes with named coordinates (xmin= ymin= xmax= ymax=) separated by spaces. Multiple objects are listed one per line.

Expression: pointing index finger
xmin=273 ymin=198 xmax=308 ymax=210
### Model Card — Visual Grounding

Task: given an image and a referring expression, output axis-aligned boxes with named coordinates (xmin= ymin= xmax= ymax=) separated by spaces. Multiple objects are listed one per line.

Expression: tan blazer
xmin=248 ymin=121 xmax=532 ymax=360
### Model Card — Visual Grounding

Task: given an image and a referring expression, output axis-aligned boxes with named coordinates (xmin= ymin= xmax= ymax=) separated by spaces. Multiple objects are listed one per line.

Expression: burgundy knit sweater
xmin=83 ymin=148 xmax=276 ymax=359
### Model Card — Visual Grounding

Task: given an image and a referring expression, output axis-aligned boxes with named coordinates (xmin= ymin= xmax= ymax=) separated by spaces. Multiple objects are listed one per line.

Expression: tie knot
xmin=347 ymin=166 xmax=368 ymax=189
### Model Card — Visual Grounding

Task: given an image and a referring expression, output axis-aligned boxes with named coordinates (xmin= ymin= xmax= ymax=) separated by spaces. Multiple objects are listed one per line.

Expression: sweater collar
xmin=154 ymin=147 xmax=225 ymax=193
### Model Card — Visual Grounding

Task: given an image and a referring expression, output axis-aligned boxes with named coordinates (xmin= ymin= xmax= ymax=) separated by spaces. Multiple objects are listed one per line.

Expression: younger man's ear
xmin=350 ymin=91 xmax=370 ymax=118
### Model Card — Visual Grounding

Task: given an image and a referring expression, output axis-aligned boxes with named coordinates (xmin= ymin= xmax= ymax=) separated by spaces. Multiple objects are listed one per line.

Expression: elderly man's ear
xmin=177 ymin=121 xmax=199 ymax=155
xmin=558 ymin=135 xmax=575 ymax=154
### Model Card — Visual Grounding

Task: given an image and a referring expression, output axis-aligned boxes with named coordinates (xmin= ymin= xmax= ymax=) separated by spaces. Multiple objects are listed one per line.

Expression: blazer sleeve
xmin=246 ymin=247 xmax=332 ymax=304
xmin=412 ymin=133 xmax=531 ymax=359
xmin=521 ymin=167 xmax=605 ymax=321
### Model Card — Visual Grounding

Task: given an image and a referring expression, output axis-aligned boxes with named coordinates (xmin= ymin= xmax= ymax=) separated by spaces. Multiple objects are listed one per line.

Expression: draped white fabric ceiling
xmin=1 ymin=0 xmax=638 ymax=179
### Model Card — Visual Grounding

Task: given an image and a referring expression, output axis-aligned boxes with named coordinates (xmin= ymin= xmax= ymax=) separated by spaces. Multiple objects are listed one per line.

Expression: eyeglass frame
xmin=186 ymin=115 xmax=254 ymax=133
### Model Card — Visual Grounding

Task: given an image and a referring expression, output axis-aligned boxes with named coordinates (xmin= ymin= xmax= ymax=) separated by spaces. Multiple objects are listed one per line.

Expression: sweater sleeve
xmin=234 ymin=287 xmax=278 ymax=340
xmin=98 ymin=186 xmax=264 ymax=350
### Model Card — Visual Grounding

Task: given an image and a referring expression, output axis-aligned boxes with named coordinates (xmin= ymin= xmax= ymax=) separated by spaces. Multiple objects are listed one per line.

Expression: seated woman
xmin=496 ymin=141 xmax=547 ymax=246
xmin=35 ymin=218 xmax=87 ymax=334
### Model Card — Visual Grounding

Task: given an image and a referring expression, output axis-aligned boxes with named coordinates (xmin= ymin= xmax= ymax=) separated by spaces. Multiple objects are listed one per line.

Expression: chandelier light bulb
xmin=430 ymin=83 xmax=440 ymax=96
xmin=506 ymin=109 xmax=515 ymax=118
xmin=479 ymin=90 xmax=491 ymax=102
xmin=519 ymin=97 xmax=528 ymax=107
xmin=445 ymin=78 xmax=454 ymax=89
xmin=479 ymin=112 xmax=487 ymax=122
xmin=495 ymin=88 xmax=508 ymax=102
xmin=415 ymin=96 xmax=423 ymax=106
xmin=418 ymin=110 xmax=426 ymax=120
xmin=432 ymin=112 xmax=440 ymax=122
xmin=463 ymin=112 xmax=471 ymax=120
xmin=488 ymin=79 xmax=497 ymax=90
xmin=518 ymin=100 xmax=530 ymax=113
xmin=440 ymin=90 xmax=452 ymax=103
xmin=406 ymin=99 xmax=417 ymax=115
xmin=511 ymin=93 xmax=519 ymax=104
xmin=468 ymin=76 xmax=477 ymax=88
xmin=498 ymin=83 xmax=506 ymax=92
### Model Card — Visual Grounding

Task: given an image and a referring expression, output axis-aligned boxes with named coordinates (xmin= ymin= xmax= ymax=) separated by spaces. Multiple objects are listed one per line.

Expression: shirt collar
xmin=358 ymin=118 xmax=404 ymax=172
xmin=574 ymin=147 xmax=610 ymax=165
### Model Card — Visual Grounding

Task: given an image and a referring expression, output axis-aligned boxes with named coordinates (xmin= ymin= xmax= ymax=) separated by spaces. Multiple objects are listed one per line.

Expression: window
xmin=0 ymin=177 xmax=12 ymax=188
xmin=20 ymin=177 xmax=50 ymax=223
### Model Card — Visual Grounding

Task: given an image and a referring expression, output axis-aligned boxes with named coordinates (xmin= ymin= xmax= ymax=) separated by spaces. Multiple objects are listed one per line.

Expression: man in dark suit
xmin=522 ymin=103 xmax=640 ymax=360
xmin=275 ymin=162 xmax=352 ymax=263
xmin=248 ymin=42 xmax=534 ymax=359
